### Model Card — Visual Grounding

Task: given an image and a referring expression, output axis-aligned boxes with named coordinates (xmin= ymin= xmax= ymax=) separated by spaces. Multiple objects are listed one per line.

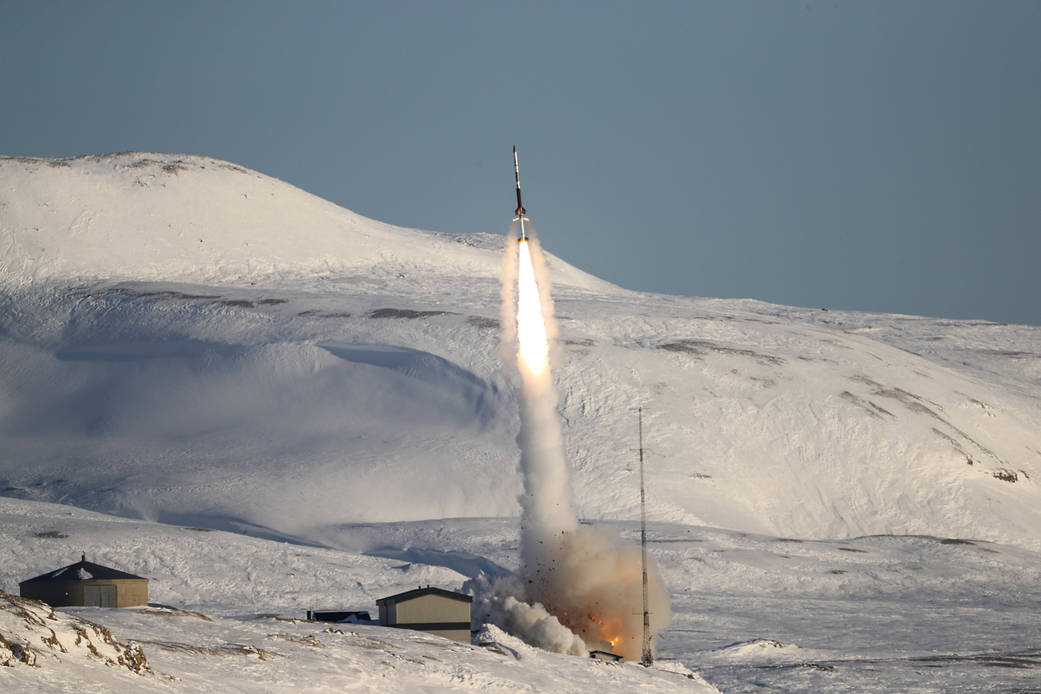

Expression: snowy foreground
xmin=2 ymin=153 xmax=1041 ymax=691
xmin=0 ymin=500 xmax=717 ymax=693
xmin=2 ymin=497 xmax=1040 ymax=692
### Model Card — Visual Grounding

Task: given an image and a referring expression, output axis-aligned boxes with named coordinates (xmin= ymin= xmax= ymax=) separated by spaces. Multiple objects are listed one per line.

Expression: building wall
xmin=384 ymin=594 xmax=471 ymax=643
xmin=378 ymin=602 xmax=396 ymax=625
xmin=19 ymin=579 xmax=79 ymax=607
xmin=394 ymin=594 xmax=470 ymax=625
xmin=19 ymin=579 xmax=148 ymax=607
xmin=109 ymin=579 xmax=149 ymax=607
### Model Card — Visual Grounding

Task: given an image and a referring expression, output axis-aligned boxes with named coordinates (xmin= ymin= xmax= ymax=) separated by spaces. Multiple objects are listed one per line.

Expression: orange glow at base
xmin=560 ymin=609 xmax=629 ymax=657
xmin=516 ymin=239 xmax=549 ymax=375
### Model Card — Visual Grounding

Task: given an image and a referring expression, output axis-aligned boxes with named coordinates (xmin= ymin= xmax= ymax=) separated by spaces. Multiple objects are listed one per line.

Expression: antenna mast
xmin=639 ymin=407 xmax=653 ymax=666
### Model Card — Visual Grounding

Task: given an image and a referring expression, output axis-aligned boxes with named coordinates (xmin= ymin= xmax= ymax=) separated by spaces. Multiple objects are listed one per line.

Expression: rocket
xmin=513 ymin=145 xmax=526 ymax=217
xmin=513 ymin=146 xmax=528 ymax=241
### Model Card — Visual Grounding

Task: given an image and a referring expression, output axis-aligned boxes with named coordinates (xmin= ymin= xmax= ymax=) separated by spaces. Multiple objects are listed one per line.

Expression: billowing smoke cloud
xmin=470 ymin=572 xmax=586 ymax=657
xmin=475 ymin=222 xmax=671 ymax=661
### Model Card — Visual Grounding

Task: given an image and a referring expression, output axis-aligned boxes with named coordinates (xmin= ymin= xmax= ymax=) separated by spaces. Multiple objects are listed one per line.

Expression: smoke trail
xmin=513 ymin=231 xmax=576 ymax=573
xmin=476 ymin=221 xmax=671 ymax=661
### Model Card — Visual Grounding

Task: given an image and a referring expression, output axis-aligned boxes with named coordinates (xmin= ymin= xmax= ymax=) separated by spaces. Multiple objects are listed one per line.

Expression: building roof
xmin=376 ymin=586 xmax=472 ymax=605
xmin=19 ymin=555 xmax=146 ymax=584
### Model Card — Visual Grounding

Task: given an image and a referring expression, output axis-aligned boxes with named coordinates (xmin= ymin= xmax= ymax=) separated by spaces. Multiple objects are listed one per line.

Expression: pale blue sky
xmin=3 ymin=1 xmax=1039 ymax=324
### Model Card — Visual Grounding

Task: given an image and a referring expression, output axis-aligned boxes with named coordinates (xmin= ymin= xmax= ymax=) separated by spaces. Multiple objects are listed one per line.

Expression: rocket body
xmin=513 ymin=146 xmax=528 ymax=241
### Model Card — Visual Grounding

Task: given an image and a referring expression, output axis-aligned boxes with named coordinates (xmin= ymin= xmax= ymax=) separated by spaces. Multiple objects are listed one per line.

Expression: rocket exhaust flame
xmin=516 ymin=240 xmax=548 ymax=376
xmin=472 ymin=194 xmax=671 ymax=661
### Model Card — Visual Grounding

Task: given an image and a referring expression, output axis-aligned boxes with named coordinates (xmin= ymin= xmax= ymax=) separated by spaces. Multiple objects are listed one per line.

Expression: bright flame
xmin=516 ymin=239 xmax=549 ymax=375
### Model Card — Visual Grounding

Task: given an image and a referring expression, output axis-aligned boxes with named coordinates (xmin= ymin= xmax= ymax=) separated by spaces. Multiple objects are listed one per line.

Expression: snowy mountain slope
xmin=0 ymin=153 xmax=612 ymax=291
xmin=548 ymin=290 xmax=1041 ymax=539
xmin=731 ymin=299 xmax=1041 ymax=401
xmin=2 ymin=497 xmax=1040 ymax=692
xmin=1 ymin=152 xmax=1040 ymax=554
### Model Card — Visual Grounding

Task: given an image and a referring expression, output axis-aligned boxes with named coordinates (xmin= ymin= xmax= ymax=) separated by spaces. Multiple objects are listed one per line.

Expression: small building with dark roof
xmin=19 ymin=554 xmax=148 ymax=608
xmin=376 ymin=586 xmax=472 ymax=643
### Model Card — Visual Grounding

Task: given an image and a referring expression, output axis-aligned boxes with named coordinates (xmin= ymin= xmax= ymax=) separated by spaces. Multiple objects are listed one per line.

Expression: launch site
xmin=3 ymin=3 xmax=1041 ymax=693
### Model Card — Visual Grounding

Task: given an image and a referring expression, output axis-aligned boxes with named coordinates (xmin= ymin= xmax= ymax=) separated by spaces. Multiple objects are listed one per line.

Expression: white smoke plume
xmin=470 ymin=572 xmax=586 ymax=657
xmin=475 ymin=221 xmax=671 ymax=661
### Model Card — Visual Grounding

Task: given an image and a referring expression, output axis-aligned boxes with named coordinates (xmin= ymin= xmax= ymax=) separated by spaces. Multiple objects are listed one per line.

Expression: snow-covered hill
xmin=0 ymin=153 xmax=612 ymax=291
xmin=2 ymin=152 xmax=1039 ymax=553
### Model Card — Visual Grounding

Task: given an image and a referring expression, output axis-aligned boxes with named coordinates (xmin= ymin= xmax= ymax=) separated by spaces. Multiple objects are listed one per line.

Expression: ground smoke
xmin=474 ymin=223 xmax=671 ymax=661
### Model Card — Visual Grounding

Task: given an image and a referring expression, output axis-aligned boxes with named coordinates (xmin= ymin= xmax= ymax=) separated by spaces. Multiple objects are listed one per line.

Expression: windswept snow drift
xmin=1 ymin=152 xmax=1040 ymax=554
